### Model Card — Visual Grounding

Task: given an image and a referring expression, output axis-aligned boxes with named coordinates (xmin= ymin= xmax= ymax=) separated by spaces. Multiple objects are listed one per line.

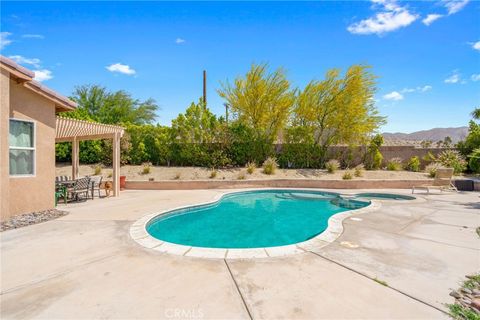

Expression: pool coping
xmin=129 ymin=188 xmax=417 ymax=259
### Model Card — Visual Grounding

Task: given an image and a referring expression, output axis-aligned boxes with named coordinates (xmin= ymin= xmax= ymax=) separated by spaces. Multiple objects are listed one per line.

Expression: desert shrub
xmin=209 ymin=169 xmax=217 ymax=179
xmin=371 ymin=150 xmax=384 ymax=170
xmin=425 ymin=163 xmax=443 ymax=178
xmin=107 ymin=172 xmax=113 ymax=178
xmin=93 ymin=164 xmax=103 ymax=175
xmin=237 ymin=172 xmax=246 ymax=180
xmin=468 ymin=148 xmax=480 ymax=173
xmin=386 ymin=158 xmax=403 ymax=171
xmin=342 ymin=170 xmax=353 ymax=180
xmin=246 ymin=161 xmax=256 ymax=174
xmin=354 ymin=164 xmax=364 ymax=177
xmin=365 ymin=134 xmax=384 ymax=170
xmin=173 ymin=172 xmax=181 ymax=180
xmin=406 ymin=156 xmax=420 ymax=172
xmin=457 ymin=120 xmax=480 ymax=159
xmin=262 ymin=157 xmax=278 ymax=175
xmin=325 ymin=159 xmax=340 ymax=173
xmin=437 ymin=150 xmax=467 ymax=174
xmin=422 ymin=151 xmax=436 ymax=165
xmin=207 ymin=149 xmax=231 ymax=169
xmin=142 ymin=162 xmax=152 ymax=175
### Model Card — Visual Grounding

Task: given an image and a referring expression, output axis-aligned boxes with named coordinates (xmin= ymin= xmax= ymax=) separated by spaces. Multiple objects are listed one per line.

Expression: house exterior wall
xmin=2 ymin=79 xmax=57 ymax=220
xmin=0 ymin=69 xmax=10 ymax=221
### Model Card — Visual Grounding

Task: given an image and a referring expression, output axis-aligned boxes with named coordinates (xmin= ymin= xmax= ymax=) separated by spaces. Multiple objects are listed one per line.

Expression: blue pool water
xmin=146 ymin=190 xmax=369 ymax=249
xmin=354 ymin=193 xmax=415 ymax=201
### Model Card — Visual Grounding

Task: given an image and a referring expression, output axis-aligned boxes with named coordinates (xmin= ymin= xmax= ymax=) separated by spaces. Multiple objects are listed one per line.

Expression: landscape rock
xmin=450 ymin=290 xmax=461 ymax=299
xmin=461 ymin=287 xmax=473 ymax=295
xmin=0 ymin=209 xmax=68 ymax=232
xmin=472 ymin=299 xmax=480 ymax=311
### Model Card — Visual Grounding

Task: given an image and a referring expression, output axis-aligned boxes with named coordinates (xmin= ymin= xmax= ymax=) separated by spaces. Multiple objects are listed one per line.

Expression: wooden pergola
xmin=55 ymin=117 xmax=125 ymax=196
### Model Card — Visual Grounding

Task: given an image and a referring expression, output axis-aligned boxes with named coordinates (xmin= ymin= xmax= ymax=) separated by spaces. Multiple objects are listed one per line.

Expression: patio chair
xmin=55 ymin=175 xmax=71 ymax=182
xmin=55 ymin=184 xmax=67 ymax=206
xmin=89 ymin=175 xmax=103 ymax=199
xmin=412 ymin=168 xmax=458 ymax=194
xmin=70 ymin=177 xmax=91 ymax=201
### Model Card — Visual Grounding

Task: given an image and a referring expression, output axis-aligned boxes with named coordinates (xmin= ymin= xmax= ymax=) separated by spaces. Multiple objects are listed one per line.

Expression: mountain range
xmin=382 ymin=127 xmax=468 ymax=145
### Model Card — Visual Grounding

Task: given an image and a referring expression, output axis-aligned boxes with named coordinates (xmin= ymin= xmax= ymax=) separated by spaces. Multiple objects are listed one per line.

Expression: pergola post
xmin=112 ymin=132 xmax=120 ymax=196
xmin=72 ymin=137 xmax=79 ymax=180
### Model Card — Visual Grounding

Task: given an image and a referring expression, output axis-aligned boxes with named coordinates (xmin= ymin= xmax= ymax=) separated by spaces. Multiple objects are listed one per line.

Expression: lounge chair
xmin=70 ymin=177 xmax=91 ymax=201
xmin=89 ymin=175 xmax=103 ymax=199
xmin=412 ymin=168 xmax=458 ymax=194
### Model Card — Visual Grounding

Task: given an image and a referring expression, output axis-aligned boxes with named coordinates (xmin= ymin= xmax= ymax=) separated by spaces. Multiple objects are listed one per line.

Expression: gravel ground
xmin=56 ymin=164 xmax=435 ymax=181
xmin=1 ymin=209 xmax=69 ymax=232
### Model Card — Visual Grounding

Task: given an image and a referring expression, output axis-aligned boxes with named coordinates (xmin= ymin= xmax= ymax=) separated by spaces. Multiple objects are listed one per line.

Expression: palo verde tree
xmin=217 ymin=63 xmax=296 ymax=160
xmin=291 ymin=65 xmax=386 ymax=165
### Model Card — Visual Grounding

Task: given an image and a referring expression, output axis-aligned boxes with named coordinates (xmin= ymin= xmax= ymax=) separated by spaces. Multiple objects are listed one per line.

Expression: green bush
xmin=262 ymin=157 xmax=278 ymax=175
xmin=209 ymin=169 xmax=217 ymax=179
xmin=142 ymin=162 xmax=152 ymax=175
xmin=354 ymin=164 xmax=364 ymax=177
xmin=425 ymin=163 xmax=442 ymax=178
xmin=406 ymin=156 xmax=420 ymax=172
xmin=246 ymin=161 xmax=256 ymax=174
xmin=468 ymin=148 xmax=480 ymax=173
xmin=93 ymin=164 xmax=103 ymax=175
xmin=422 ymin=151 xmax=436 ymax=164
xmin=386 ymin=158 xmax=403 ymax=171
xmin=365 ymin=134 xmax=384 ymax=170
xmin=342 ymin=170 xmax=353 ymax=180
xmin=325 ymin=159 xmax=340 ymax=173
xmin=437 ymin=150 xmax=467 ymax=175
xmin=237 ymin=171 xmax=246 ymax=180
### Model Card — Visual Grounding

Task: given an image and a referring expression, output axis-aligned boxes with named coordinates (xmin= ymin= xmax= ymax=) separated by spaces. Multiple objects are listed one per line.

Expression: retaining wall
xmin=125 ymin=179 xmax=433 ymax=190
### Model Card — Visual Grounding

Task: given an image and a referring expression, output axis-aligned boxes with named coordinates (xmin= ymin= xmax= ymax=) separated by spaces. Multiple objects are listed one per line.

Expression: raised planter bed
xmin=125 ymin=179 xmax=435 ymax=190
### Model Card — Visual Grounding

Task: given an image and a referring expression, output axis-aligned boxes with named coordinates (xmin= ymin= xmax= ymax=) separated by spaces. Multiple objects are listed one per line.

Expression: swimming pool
xmin=146 ymin=190 xmax=370 ymax=249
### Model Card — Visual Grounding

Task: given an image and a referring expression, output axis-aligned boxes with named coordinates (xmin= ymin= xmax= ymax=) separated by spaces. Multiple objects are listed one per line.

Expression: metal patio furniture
xmin=89 ymin=175 xmax=103 ymax=199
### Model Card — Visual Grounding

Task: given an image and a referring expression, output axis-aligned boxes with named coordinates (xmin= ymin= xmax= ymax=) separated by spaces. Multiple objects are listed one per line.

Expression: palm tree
xmin=472 ymin=108 xmax=480 ymax=120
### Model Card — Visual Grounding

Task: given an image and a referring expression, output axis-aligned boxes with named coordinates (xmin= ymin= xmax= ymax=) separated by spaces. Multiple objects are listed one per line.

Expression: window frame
xmin=9 ymin=118 xmax=36 ymax=178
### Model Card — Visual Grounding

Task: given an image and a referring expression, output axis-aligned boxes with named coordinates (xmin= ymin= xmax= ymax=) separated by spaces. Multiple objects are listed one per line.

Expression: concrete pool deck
xmin=1 ymin=189 xmax=479 ymax=319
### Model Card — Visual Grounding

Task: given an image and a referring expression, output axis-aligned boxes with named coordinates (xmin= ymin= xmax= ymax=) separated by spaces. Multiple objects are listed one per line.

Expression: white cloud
xmin=0 ymin=32 xmax=12 ymax=50
xmin=383 ymin=91 xmax=404 ymax=101
xmin=8 ymin=55 xmax=41 ymax=68
xmin=175 ymin=38 xmax=186 ymax=44
xmin=401 ymin=85 xmax=432 ymax=93
xmin=347 ymin=0 xmax=418 ymax=35
xmin=33 ymin=69 xmax=53 ymax=82
xmin=422 ymin=14 xmax=443 ymax=26
xmin=22 ymin=34 xmax=44 ymax=39
xmin=472 ymin=41 xmax=480 ymax=51
xmin=471 ymin=74 xmax=480 ymax=82
xmin=106 ymin=63 xmax=136 ymax=75
xmin=419 ymin=85 xmax=432 ymax=92
xmin=442 ymin=0 xmax=469 ymax=15
xmin=444 ymin=71 xmax=461 ymax=84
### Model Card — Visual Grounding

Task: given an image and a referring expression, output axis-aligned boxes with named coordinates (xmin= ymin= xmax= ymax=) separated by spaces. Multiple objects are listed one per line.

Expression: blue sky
xmin=1 ymin=1 xmax=479 ymax=133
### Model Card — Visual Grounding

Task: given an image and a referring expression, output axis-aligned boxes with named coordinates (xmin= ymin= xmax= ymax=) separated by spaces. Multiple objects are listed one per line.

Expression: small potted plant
xmin=120 ymin=175 xmax=126 ymax=190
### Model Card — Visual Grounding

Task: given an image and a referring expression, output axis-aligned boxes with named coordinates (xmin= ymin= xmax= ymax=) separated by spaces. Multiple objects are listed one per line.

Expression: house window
xmin=9 ymin=119 xmax=35 ymax=176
